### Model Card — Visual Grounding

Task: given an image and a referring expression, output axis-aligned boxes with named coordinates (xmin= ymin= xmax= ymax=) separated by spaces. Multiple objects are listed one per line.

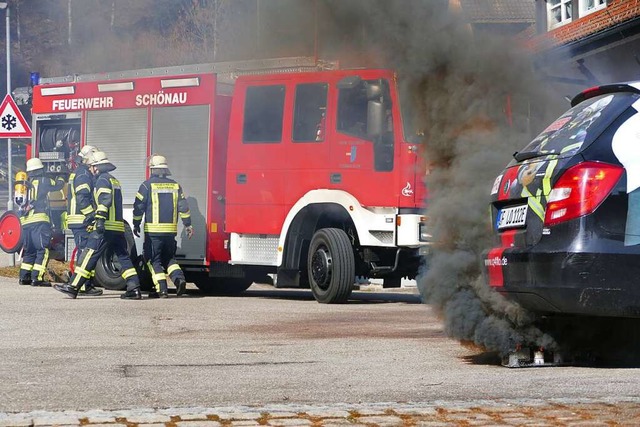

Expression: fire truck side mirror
xmin=367 ymin=100 xmax=384 ymax=139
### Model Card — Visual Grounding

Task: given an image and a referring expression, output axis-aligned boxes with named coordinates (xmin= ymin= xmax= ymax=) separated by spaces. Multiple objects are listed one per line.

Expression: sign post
xmin=0 ymin=93 xmax=31 ymax=266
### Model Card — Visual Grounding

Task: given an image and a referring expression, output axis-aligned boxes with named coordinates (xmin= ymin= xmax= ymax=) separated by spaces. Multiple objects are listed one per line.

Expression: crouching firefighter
xmin=66 ymin=145 xmax=102 ymax=296
xmin=133 ymin=154 xmax=193 ymax=298
xmin=19 ymin=158 xmax=66 ymax=286
xmin=54 ymin=151 xmax=142 ymax=299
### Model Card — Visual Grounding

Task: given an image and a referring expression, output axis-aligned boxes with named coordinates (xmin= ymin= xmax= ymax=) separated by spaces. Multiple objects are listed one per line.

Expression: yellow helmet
xmin=26 ymin=158 xmax=44 ymax=172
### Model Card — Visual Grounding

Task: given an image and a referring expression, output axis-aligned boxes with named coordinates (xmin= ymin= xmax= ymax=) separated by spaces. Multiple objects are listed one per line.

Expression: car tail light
xmin=544 ymin=161 xmax=623 ymax=227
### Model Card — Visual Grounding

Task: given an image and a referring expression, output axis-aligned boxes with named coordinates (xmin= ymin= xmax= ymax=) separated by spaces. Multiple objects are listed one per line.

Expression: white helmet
xmin=26 ymin=158 xmax=44 ymax=172
xmin=88 ymin=150 xmax=109 ymax=165
xmin=78 ymin=145 xmax=98 ymax=164
xmin=148 ymin=154 xmax=169 ymax=169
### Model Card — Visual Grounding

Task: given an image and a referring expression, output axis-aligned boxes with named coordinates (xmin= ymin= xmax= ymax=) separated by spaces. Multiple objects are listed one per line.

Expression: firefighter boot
xmin=32 ymin=280 xmax=52 ymax=287
xmin=160 ymin=282 xmax=168 ymax=298
xmin=19 ymin=277 xmax=32 ymax=286
xmin=120 ymin=288 xmax=142 ymax=300
xmin=148 ymin=290 xmax=160 ymax=299
xmin=81 ymin=286 xmax=103 ymax=296
xmin=175 ymin=278 xmax=187 ymax=297
xmin=53 ymin=283 xmax=79 ymax=299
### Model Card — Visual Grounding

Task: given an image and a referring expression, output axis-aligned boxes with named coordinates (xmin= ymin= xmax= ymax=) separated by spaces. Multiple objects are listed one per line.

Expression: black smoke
xmin=322 ymin=0 xmax=560 ymax=354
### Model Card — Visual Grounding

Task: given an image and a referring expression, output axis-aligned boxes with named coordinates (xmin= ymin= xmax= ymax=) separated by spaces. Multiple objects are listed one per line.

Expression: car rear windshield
xmin=517 ymin=92 xmax=639 ymax=161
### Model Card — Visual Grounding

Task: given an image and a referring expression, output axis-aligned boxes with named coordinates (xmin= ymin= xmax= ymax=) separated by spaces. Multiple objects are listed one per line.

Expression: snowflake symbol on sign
xmin=1 ymin=114 xmax=17 ymax=131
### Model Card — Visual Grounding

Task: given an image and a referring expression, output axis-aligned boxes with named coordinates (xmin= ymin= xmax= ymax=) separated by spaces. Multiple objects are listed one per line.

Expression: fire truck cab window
xmin=293 ymin=83 xmax=328 ymax=142
xmin=338 ymin=79 xmax=394 ymax=172
xmin=243 ymin=85 xmax=285 ymax=143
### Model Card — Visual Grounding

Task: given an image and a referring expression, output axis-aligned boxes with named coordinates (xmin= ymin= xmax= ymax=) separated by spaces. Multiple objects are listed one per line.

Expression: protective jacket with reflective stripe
xmin=94 ymin=172 xmax=125 ymax=233
xmin=20 ymin=175 xmax=65 ymax=227
xmin=67 ymin=164 xmax=95 ymax=229
xmin=132 ymin=175 xmax=191 ymax=235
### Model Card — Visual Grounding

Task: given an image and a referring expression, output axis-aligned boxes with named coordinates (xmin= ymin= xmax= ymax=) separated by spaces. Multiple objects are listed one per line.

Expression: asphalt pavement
xmin=0 ymin=276 xmax=640 ymax=426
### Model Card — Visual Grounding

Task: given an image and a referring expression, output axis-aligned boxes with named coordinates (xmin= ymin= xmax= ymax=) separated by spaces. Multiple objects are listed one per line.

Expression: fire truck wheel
xmin=194 ymin=277 xmax=253 ymax=295
xmin=308 ymin=228 xmax=355 ymax=304
xmin=94 ymin=223 xmax=137 ymax=290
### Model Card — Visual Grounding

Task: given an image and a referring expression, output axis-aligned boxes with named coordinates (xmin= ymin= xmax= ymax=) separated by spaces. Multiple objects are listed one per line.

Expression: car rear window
xmin=518 ymin=92 xmax=639 ymax=160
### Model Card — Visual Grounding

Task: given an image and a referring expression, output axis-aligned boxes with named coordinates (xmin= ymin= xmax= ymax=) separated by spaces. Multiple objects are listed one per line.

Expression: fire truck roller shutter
xmin=86 ymin=108 xmax=147 ymax=289
xmin=86 ymin=109 xmax=148 ymax=207
xmin=151 ymin=105 xmax=209 ymax=262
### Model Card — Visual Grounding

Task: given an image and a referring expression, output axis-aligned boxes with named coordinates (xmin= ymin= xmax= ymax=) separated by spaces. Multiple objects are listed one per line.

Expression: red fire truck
xmin=22 ymin=56 xmax=427 ymax=303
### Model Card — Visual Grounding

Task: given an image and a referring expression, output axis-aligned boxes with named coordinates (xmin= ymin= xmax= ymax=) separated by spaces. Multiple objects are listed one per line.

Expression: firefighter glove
xmin=95 ymin=217 xmax=105 ymax=234
xmin=133 ymin=223 xmax=140 ymax=238
xmin=185 ymin=225 xmax=194 ymax=240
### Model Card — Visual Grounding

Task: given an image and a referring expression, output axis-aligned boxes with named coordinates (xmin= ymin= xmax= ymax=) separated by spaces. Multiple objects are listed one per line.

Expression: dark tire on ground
xmin=94 ymin=222 xmax=137 ymax=290
xmin=307 ymin=228 xmax=355 ymax=304
xmin=193 ymin=276 xmax=253 ymax=295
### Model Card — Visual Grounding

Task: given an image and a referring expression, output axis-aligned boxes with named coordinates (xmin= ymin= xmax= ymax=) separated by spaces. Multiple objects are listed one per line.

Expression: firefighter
xmin=53 ymin=151 xmax=142 ymax=300
xmin=19 ymin=158 xmax=66 ymax=286
xmin=66 ymin=145 xmax=102 ymax=296
xmin=132 ymin=154 xmax=193 ymax=298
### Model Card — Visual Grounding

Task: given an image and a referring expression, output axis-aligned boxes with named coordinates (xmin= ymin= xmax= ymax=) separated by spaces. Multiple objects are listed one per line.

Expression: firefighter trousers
xmin=71 ymin=226 xmax=94 ymax=289
xmin=144 ymin=234 xmax=185 ymax=293
xmin=70 ymin=230 xmax=140 ymax=292
xmin=20 ymin=222 xmax=51 ymax=282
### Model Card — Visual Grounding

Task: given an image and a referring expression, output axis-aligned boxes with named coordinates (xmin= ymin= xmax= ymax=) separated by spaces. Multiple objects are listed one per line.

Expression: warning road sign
xmin=0 ymin=94 xmax=31 ymax=138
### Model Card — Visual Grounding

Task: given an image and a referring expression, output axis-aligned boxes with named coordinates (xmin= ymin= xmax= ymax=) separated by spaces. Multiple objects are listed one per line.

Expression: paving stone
xmin=85 ymin=416 xmax=117 ymax=424
xmin=124 ymin=413 xmax=172 ymax=424
xmin=267 ymin=418 xmax=312 ymax=426
xmin=215 ymin=411 xmax=263 ymax=420
xmin=415 ymin=422 xmax=456 ymax=427
xmin=228 ymin=421 xmax=264 ymax=426
xmin=0 ymin=417 xmax=32 ymax=427
xmin=176 ymin=422 xmax=223 ymax=427
xmin=355 ymin=415 xmax=404 ymax=426
xmin=302 ymin=409 xmax=352 ymax=418
xmin=323 ymin=422 xmax=368 ymax=427
xmin=564 ymin=422 xmax=610 ymax=427
xmin=33 ymin=415 xmax=80 ymax=426
xmin=179 ymin=413 xmax=214 ymax=421
xmin=401 ymin=407 xmax=438 ymax=416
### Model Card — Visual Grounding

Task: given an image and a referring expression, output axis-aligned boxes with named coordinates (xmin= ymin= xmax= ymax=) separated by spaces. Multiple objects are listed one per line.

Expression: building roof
xmin=460 ymin=0 xmax=535 ymax=23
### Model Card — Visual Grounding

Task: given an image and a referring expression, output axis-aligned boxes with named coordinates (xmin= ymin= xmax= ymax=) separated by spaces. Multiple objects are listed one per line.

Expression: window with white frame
xmin=548 ymin=0 xmax=573 ymax=28
xmin=547 ymin=0 xmax=607 ymax=29
xmin=580 ymin=0 xmax=606 ymax=16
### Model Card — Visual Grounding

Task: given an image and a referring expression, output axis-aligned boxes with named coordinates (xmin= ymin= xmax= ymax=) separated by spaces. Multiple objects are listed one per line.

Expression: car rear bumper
xmin=484 ymin=248 xmax=640 ymax=318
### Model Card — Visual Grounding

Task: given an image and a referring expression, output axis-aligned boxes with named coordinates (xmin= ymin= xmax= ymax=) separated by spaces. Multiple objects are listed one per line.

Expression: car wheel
xmin=307 ymin=228 xmax=355 ymax=303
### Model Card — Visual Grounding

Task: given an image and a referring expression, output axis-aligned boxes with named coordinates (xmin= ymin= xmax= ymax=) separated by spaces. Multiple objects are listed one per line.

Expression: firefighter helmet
xmin=88 ymin=151 xmax=116 ymax=171
xmin=148 ymin=154 xmax=171 ymax=175
xmin=26 ymin=158 xmax=44 ymax=172
xmin=78 ymin=145 xmax=98 ymax=163
xmin=148 ymin=154 xmax=169 ymax=169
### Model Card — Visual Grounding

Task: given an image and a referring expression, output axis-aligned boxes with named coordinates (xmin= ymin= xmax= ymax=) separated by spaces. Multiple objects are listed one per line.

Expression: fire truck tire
xmin=308 ymin=228 xmax=355 ymax=304
xmin=94 ymin=223 xmax=137 ymax=290
xmin=194 ymin=277 xmax=253 ymax=295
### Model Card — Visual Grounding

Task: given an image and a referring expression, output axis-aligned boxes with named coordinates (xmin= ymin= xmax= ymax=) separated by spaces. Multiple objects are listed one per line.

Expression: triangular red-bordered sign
xmin=0 ymin=94 xmax=31 ymax=138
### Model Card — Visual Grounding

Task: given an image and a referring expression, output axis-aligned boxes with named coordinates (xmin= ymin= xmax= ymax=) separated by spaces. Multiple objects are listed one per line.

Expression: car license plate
xmin=497 ymin=204 xmax=528 ymax=230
